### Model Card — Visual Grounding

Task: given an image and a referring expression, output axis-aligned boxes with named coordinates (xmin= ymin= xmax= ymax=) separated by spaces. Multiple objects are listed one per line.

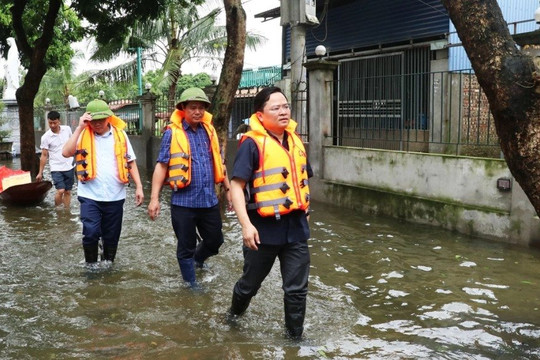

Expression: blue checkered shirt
xmin=156 ymin=120 xmax=218 ymax=208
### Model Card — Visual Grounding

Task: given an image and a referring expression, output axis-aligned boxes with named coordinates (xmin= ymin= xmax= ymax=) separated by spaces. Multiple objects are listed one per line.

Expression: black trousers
xmin=233 ymin=240 xmax=310 ymax=333
xmin=170 ymin=204 xmax=224 ymax=263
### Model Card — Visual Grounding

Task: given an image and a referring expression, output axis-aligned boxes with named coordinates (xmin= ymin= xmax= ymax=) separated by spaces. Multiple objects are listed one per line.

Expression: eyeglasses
xmin=266 ymin=104 xmax=291 ymax=113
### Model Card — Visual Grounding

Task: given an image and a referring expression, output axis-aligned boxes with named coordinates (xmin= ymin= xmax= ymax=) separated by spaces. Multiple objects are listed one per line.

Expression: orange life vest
xmin=242 ymin=113 xmax=310 ymax=219
xmin=166 ymin=109 xmax=225 ymax=190
xmin=75 ymin=115 xmax=130 ymax=184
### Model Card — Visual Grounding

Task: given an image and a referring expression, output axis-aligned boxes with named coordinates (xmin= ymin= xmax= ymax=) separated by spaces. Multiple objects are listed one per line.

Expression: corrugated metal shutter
xmin=285 ymin=0 xmax=448 ymax=61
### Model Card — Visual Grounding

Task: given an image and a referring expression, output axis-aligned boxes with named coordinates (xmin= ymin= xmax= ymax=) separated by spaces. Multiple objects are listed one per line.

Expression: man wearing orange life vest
xmin=147 ymin=87 xmax=231 ymax=289
xmin=63 ymin=99 xmax=144 ymax=266
xmin=228 ymin=87 xmax=312 ymax=340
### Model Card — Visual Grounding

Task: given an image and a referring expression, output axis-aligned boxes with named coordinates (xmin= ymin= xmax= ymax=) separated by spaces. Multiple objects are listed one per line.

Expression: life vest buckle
xmin=180 ymin=164 xmax=188 ymax=171
xmin=300 ymin=179 xmax=308 ymax=188
xmin=283 ymin=198 xmax=293 ymax=209
xmin=76 ymin=149 xmax=88 ymax=157
xmin=180 ymin=176 xmax=188 ymax=184
xmin=279 ymin=183 xmax=290 ymax=194
xmin=281 ymin=168 xmax=289 ymax=179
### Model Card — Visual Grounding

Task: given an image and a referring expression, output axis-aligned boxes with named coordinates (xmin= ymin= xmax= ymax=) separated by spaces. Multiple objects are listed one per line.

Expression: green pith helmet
xmin=176 ymin=87 xmax=210 ymax=109
xmin=86 ymin=99 xmax=113 ymax=120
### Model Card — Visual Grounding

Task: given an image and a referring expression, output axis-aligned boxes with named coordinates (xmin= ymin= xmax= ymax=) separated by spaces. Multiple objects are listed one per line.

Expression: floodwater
xmin=1 ymin=158 xmax=540 ymax=359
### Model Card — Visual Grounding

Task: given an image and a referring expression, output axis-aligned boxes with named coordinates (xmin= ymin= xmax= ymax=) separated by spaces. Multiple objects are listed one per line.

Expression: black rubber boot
xmin=284 ymin=300 xmax=306 ymax=340
xmin=102 ymin=245 xmax=118 ymax=262
xmin=229 ymin=291 xmax=251 ymax=317
xmin=83 ymin=243 xmax=99 ymax=264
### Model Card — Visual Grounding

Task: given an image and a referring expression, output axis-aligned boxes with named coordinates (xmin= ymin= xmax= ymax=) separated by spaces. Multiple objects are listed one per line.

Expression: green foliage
xmin=176 ymin=73 xmax=212 ymax=96
xmin=142 ymin=70 xmax=212 ymax=97
xmin=0 ymin=2 xmax=84 ymax=71
xmin=88 ymin=1 xmax=263 ymax=102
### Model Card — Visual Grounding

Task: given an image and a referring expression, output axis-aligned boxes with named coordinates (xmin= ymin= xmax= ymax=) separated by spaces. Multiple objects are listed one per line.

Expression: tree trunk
xmin=210 ymin=0 xmax=246 ymax=145
xmin=167 ymin=67 xmax=180 ymax=104
xmin=441 ymin=0 xmax=540 ymax=217
xmin=11 ymin=0 xmax=61 ymax=176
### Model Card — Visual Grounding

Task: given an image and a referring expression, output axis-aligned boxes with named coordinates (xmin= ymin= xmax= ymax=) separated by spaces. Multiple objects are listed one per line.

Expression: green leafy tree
xmin=0 ymin=0 xmax=168 ymax=174
xmin=89 ymin=0 xmax=263 ymax=105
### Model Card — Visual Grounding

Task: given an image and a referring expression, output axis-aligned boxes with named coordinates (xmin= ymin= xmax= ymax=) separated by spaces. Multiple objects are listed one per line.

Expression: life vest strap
xmin=171 ymin=152 xmax=190 ymax=160
xmin=253 ymin=167 xmax=289 ymax=179
xmin=251 ymin=182 xmax=290 ymax=194
xmin=247 ymin=197 xmax=293 ymax=211
xmin=167 ymin=175 xmax=188 ymax=184
xmin=169 ymin=164 xmax=189 ymax=171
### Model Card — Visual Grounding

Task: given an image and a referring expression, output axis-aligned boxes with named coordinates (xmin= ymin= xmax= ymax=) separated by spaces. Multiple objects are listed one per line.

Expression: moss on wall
xmin=321 ymin=180 xmax=512 ymax=239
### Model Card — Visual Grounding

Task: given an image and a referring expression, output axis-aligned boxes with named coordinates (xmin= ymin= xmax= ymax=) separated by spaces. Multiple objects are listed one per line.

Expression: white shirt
xmin=40 ymin=125 xmax=74 ymax=172
xmin=76 ymin=127 xmax=137 ymax=202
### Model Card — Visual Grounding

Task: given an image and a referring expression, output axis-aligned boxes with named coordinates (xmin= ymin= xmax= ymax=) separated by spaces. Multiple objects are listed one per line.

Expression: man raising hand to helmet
xmin=63 ymin=99 xmax=144 ymax=266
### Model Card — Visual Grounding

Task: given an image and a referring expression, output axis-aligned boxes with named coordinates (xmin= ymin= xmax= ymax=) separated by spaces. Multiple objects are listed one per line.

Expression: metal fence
xmin=154 ymin=96 xmax=176 ymax=136
xmin=36 ymin=98 xmax=142 ymax=136
xmin=332 ymin=69 xmax=501 ymax=158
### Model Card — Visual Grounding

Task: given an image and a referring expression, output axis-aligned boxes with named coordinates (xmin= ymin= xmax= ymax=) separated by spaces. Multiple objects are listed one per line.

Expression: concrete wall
xmin=305 ymin=58 xmax=540 ymax=247
xmin=314 ymin=146 xmax=540 ymax=245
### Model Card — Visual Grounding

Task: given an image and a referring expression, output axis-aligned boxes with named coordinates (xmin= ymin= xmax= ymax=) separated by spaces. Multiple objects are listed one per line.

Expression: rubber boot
xmin=178 ymin=258 xmax=198 ymax=288
xmin=83 ymin=243 xmax=99 ymax=264
xmin=284 ymin=300 xmax=306 ymax=340
xmin=229 ymin=291 xmax=251 ymax=316
xmin=102 ymin=245 xmax=118 ymax=262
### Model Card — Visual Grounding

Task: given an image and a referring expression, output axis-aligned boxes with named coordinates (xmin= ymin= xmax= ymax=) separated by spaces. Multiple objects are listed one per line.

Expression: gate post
xmin=304 ymin=59 xmax=339 ymax=183
xmin=137 ymin=90 xmax=157 ymax=170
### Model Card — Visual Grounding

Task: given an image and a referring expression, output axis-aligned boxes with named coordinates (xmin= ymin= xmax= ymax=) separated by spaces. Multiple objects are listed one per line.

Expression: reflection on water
xmin=1 ymin=158 xmax=540 ymax=359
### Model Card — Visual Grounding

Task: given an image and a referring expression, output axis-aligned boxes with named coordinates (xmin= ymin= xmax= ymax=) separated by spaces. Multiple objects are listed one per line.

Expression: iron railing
xmin=36 ymin=98 xmax=142 ymax=136
xmin=332 ymin=69 xmax=501 ymax=158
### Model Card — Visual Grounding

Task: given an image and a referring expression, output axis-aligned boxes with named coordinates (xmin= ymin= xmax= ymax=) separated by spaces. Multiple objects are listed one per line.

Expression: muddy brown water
xmin=1 ymin=158 xmax=539 ymax=359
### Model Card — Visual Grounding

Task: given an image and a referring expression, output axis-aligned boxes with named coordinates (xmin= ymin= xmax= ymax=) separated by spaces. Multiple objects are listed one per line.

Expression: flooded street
xmin=1 ymin=158 xmax=540 ymax=359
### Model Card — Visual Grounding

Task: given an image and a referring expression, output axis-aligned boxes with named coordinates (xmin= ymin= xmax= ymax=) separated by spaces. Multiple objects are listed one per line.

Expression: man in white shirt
xmin=37 ymin=111 xmax=75 ymax=207
xmin=62 ymin=99 xmax=144 ymax=265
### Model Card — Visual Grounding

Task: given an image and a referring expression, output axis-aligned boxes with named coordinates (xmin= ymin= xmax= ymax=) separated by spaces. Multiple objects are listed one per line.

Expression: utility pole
xmin=281 ymin=0 xmax=318 ymax=136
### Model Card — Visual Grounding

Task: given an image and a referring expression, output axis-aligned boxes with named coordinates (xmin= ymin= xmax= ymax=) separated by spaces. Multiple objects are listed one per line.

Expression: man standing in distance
xmin=63 ymin=99 xmax=144 ymax=265
xmin=148 ymin=87 xmax=231 ymax=289
xmin=36 ymin=111 xmax=75 ymax=208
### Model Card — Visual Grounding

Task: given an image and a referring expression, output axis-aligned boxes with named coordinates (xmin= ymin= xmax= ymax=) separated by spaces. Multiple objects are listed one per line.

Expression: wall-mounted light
xmin=145 ymin=82 xmax=152 ymax=92
xmin=98 ymin=90 xmax=105 ymax=99
xmin=496 ymin=177 xmax=512 ymax=192
xmin=210 ymin=74 xmax=217 ymax=85
xmin=45 ymin=98 xmax=50 ymax=105
xmin=315 ymin=45 xmax=327 ymax=58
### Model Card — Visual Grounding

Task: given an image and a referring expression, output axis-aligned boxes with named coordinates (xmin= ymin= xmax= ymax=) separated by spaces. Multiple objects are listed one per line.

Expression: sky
xmin=71 ymin=0 xmax=282 ymax=77
xmin=184 ymin=0 xmax=282 ymax=74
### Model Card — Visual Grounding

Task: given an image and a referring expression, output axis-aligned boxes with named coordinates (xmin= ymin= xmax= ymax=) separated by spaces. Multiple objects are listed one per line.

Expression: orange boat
xmin=0 ymin=166 xmax=52 ymax=205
